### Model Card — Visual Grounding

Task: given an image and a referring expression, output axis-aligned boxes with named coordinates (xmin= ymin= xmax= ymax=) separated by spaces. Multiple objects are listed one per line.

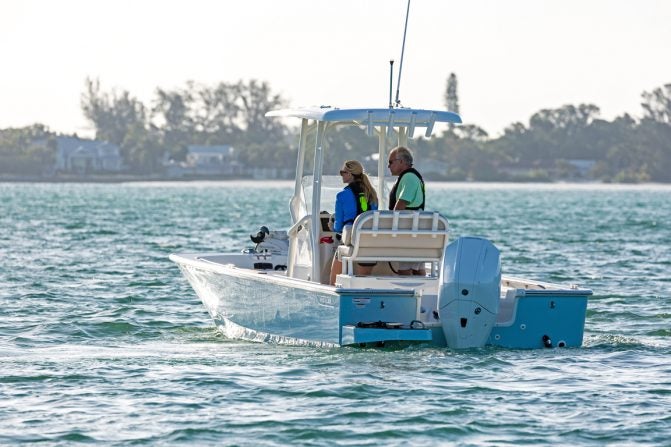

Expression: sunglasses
xmin=339 ymin=170 xmax=349 ymax=175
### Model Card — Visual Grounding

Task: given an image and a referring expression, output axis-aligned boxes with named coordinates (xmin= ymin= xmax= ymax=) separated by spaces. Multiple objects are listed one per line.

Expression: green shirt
xmin=396 ymin=171 xmax=424 ymax=208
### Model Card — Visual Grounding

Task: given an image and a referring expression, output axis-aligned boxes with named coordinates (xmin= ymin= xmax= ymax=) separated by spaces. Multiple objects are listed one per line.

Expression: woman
xmin=329 ymin=160 xmax=379 ymax=285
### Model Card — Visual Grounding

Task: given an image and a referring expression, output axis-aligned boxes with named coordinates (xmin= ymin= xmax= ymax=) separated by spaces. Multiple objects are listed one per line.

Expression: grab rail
xmin=287 ymin=214 xmax=312 ymax=278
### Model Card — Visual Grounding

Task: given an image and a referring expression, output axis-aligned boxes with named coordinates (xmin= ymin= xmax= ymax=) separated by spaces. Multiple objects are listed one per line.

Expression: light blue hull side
xmin=489 ymin=292 xmax=589 ymax=349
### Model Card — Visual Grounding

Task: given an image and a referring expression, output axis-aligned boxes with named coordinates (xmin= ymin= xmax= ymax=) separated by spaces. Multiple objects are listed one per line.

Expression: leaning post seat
xmin=337 ymin=210 xmax=450 ymax=275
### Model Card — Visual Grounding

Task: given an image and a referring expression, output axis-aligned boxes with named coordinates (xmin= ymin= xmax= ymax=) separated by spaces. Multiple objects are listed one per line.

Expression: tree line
xmin=1 ymin=76 xmax=670 ymax=182
xmin=79 ymin=78 xmax=292 ymax=173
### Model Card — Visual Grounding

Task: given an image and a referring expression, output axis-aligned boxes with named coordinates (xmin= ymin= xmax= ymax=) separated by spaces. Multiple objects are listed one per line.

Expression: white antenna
xmin=394 ymin=0 xmax=411 ymax=108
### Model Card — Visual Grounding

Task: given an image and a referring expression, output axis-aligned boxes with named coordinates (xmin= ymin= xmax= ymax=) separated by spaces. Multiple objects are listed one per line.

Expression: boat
xmin=169 ymin=105 xmax=592 ymax=349
xmin=170 ymin=2 xmax=591 ymax=349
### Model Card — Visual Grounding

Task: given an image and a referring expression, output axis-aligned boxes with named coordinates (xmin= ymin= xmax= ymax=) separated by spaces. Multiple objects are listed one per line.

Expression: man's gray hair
xmin=392 ymin=146 xmax=414 ymax=166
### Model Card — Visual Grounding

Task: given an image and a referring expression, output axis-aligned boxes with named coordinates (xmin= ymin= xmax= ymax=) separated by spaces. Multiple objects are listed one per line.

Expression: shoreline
xmin=0 ymin=174 xmax=283 ymax=183
xmin=1 ymin=175 xmax=670 ymax=188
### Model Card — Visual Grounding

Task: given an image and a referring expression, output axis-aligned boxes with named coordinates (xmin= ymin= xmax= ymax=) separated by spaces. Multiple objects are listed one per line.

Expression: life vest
xmin=343 ymin=182 xmax=369 ymax=225
xmin=389 ymin=167 xmax=425 ymax=210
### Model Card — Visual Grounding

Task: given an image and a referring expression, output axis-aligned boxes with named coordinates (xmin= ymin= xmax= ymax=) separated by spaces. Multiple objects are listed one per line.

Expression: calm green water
xmin=1 ymin=181 xmax=670 ymax=446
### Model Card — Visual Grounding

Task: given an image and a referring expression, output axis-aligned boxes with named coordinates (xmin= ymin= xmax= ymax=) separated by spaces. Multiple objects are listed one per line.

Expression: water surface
xmin=1 ymin=181 xmax=670 ymax=445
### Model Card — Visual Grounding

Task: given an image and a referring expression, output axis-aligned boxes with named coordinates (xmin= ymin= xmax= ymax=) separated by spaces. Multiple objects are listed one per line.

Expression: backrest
xmin=347 ymin=210 xmax=449 ymax=262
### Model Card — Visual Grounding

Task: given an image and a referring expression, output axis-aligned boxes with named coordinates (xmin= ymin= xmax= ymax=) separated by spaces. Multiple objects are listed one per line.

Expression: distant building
xmin=498 ymin=159 xmax=597 ymax=181
xmin=166 ymin=145 xmax=242 ymax=177
xmin=566 ymin=159 xmax=596 ymax=177
xmin=53 ymin=136 xmax=123 ymax=174
xmin=186 ymin=145 xmax=240 ymax=175
xmin=362 ymin=154 xmax=448 ymax=179
xmin=414 ymin=158 xmax=449 ymax=179
xmin=248 ymin=167 xmax=293 ymax=179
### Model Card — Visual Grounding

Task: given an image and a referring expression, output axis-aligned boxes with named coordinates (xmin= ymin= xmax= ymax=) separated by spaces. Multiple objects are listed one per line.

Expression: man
xmin=387 ymin=146 xmax=426 ymax=275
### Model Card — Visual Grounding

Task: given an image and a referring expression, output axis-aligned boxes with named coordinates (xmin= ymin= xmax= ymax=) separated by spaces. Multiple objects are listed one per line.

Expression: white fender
xmin=438 ymin=236 xmax=501 ymax=349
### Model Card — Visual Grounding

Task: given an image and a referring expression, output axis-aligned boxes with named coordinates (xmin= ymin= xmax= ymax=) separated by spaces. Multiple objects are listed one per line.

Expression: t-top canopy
xmin=266 ymin=106 xmax=461 ymax=137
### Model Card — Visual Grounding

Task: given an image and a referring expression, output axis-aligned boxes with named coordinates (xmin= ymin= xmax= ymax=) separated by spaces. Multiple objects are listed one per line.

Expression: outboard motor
xmin=438 ymin=236 xmax=501 ymax=349
xmin=248 ymin=226 xmax=289 ymax=257
xmin=250 ymin=226 xmax=270 ymax=244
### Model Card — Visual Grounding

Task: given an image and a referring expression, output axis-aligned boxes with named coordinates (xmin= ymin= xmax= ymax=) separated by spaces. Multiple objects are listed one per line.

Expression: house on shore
xmin=362 ymin=154 xmax=450 ymax=180
xmin=414 ymin=158 xmax=450 ymax=180
xmin=166 ymin=145 xmax=243 ymax=178
xmin=248 ymin=167 xmax=294 ymax=179
xmin=499 ymin=159 xmax=597 ymax=181
xmin=53 ymin=136 xmax=123 ymax=174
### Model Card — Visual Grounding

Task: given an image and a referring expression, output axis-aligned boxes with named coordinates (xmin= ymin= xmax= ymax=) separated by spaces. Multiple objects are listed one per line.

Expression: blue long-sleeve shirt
xmin=333 ymin=187 xmax=377 ymax=233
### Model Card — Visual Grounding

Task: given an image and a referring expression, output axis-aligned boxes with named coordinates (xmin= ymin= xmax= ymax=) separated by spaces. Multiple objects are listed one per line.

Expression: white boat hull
xmin=171 ymin=251 xmax=591 ymax=349
xmin=173 ymin=254 xmax=341 ymax=346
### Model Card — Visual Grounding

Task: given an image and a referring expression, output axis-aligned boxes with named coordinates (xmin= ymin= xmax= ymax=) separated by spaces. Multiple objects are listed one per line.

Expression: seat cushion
xmin=337 ymin=245 xmax=353 ymax=259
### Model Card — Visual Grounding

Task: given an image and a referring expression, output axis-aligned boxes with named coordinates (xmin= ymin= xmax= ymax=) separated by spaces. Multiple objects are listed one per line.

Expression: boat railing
xmin=286 ymin=214 xmax=312 ymax=278
xmin=337 ymin=210 xmax=449 ymax=276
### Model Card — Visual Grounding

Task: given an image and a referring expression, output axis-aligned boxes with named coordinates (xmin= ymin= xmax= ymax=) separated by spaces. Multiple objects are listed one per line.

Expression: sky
xmin=2 ymin=0 xmax=670 ymax=138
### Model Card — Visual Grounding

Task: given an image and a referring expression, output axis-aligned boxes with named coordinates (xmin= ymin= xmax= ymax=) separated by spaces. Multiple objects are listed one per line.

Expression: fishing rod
xmin=394 ymin=0 xmax=411 ymax=108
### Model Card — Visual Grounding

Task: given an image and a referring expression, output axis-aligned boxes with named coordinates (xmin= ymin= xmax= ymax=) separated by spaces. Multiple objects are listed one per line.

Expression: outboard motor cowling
xmin=248 ymin=226 xmax=289 ymax=257
xmin=438 ymin=237 xmax=501 ymax=349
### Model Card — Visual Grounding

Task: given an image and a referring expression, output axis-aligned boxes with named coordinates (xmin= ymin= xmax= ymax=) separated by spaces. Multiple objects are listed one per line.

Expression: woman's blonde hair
xmin=342 ymin=160 xmax=378 ymax=206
